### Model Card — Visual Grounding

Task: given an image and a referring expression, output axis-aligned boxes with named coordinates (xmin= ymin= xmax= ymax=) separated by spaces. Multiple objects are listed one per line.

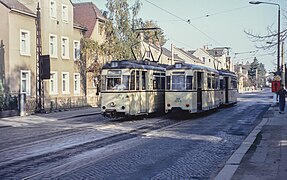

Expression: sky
xmin=72 ymin=0 xmax=287 ymax=72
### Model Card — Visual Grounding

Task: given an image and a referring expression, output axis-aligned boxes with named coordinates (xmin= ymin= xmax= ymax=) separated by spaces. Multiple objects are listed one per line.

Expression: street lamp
xmin=249 ymin=1 xmax=281 ymax=76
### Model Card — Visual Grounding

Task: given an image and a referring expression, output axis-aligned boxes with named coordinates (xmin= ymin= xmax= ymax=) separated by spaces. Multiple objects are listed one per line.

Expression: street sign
xmin=40 ymin=55 xmax=50 ymax=80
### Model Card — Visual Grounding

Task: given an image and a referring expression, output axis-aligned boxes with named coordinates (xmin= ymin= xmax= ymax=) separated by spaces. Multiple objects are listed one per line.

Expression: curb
xmin=214 ymin=107 xmax=271 ymax=180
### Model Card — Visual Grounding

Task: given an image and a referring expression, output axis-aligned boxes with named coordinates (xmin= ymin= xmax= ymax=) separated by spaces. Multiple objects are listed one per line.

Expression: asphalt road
xmin=0 ymin=89 xmax=273 ymax=179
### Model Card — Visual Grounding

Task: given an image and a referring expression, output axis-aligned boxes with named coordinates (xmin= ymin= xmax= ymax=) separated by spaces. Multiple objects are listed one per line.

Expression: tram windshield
xmin=166 ymin=74 xmax=193 ymax=90
xmin=107 ymin=76 xmax=129 ymax=90
xmin=172 ymin=75 xmax=185 ymax=90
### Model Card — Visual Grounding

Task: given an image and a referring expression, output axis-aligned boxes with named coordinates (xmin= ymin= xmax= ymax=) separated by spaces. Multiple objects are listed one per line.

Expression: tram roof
xmin=218 ymin=69 xmax=237 ymax=77
xmin=166 ymin=63 xmax=219 ymax=73
xmin=102 ymin=60 xmax=167 ymax=71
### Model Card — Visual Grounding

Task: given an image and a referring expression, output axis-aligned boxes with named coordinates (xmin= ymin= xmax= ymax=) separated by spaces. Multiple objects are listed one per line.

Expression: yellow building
xmin=0 ymin=0 xmax=87 ymax=112
xmin=74 ymin=2 xmax=106 ymax=107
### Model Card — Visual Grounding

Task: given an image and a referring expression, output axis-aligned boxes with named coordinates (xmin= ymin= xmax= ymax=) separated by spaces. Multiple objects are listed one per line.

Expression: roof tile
xmin=0 ymin=0 xmax=35 ymax=16
xmin=74 ymin=2 xmax=106 ymax=38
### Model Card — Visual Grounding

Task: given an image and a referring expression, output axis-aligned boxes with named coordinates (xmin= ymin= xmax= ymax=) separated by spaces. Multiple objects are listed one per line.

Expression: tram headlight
xmin=186 ymin=104 xmax=190 ymax=107
xmin=167 ymin=103 xmax=170 ymax=107
xmin=121 ymin=106 xmax=125 ymax=110
xmin=102 ymin=106 xmax=106 ymax=109
xmin=110 ymin=102 xmax=116 ymax=107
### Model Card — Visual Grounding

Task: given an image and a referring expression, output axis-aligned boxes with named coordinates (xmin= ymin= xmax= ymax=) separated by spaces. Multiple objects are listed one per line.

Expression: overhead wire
xmin=144 ymin=0 xmax=223 ymax=46
xmin=187 ymin=5 xmax=250 ymax=22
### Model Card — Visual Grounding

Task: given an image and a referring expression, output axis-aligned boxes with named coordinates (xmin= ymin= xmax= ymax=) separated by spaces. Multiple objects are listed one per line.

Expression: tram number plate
xmin=175 ymin=98 xmax=181 ymax=103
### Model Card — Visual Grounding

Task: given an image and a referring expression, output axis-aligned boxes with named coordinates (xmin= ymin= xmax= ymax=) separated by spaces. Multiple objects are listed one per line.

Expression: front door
xmin=140 ymin=71 xmax=147 ymax=113
xmin=197 ymin=72 xmax=203 ymax=111
xmin=225 ymin=77 xmax=229 ymax=104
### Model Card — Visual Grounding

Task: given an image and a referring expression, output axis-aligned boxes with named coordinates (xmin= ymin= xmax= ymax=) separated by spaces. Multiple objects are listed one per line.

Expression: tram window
xmin=153 ymin=76 xmax=161 ymax=89
xmin=186 ymin=76 xmax=193 ymax=90
xmin=101 ymin=75 xmax=106 ymax=91
xmin=220 ymin=79 xmax=225 ymax=89
xmin=130 ymin=71 xmax=135 ymax=90
xmin=107 ymin=77 xmax=121 ymax=90
xmin=136 ymin=71 xmax=140 ymax=90
xmin=231 ymin=79 xmax=237 ymax=89
xmin=142 ymin=72 xmax=146 ymax=90
xmin=122 ymin=75 xmax=129 ymax=90
xmin=212 ymin=78 xmax=216 ymax=89
xmin=215 ymin=78 xmax=219 ymax=89
xmin=172 ymin=75 xmax=185 ymax=90
xmin=161 ymin=77 xmax=165 ymax=89
xmin=208 ymin=77 xmax=211 ymax=89
xmin=166 ymin=76 xmax=171 ymax=90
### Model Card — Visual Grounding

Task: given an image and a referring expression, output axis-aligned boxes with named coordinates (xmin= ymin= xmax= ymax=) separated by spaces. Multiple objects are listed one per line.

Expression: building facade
xmin=0 ymin=0 xmax=87 ymax=112
xmin=74 ymin=2 xmax=106 ymax=107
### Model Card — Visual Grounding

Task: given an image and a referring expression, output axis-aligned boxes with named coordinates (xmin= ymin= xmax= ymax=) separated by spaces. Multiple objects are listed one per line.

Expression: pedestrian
xmin=277 ymin=85 xmax=287 ymax=114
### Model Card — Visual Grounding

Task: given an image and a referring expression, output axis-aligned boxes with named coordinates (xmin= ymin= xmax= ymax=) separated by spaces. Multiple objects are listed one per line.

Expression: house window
xmin=62 ymin=72 xmax=69 ymax=94
xmin=62 ymin=37 xmax=69 ymax=59
xmin=20 ymin=30 xmax=30 ymax=56
xmin=49 ymin=34 xmax=57 ymax=58
xmin=62 ymin=4 xmax=68 ymax=22
xmin=74 ymin=73 xmax=80 ymax=94
xmin=20 ymin=70 xmax=30 ymax=95
xmin=50 ymin=0 xmax=57 ymax=19
xmin=73 ymin=40 xmax=80 ymax=60
xmin=50 ymin=72 xmax=58 ymax=94
xmin=202 ymin=57 xmax=206 ymax=62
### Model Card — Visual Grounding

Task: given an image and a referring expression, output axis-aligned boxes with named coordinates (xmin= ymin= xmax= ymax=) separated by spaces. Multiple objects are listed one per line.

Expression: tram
xmin=101 ymin=60 xmax=166 ymax=118
xmin=165 ymin=62 xmax=221 ymax=114
xmin=218 ymin=70 xmax=238 ymax=106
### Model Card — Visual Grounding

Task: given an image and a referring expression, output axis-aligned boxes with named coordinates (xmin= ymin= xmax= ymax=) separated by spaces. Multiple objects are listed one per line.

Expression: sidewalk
xmin=216 ymin=105 xmax=287 ymax=180
xmin=0 ymin=107 xmax=101 ymax=127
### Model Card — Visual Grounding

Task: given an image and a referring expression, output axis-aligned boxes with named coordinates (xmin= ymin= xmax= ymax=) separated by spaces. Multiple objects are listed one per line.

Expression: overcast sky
xmin=73 ymin=0 xmax=287 ymax=71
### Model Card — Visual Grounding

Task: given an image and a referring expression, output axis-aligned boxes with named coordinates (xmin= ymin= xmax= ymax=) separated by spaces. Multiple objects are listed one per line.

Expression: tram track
xmin=0 ymin=118 xmax=188 ymax=178
xmin=0 ymin=128 xmax=82 ymax=152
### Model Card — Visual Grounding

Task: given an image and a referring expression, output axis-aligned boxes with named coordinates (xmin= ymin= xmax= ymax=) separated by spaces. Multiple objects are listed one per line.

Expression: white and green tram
xmin=101 ymin=60 xmax=166 ymax=118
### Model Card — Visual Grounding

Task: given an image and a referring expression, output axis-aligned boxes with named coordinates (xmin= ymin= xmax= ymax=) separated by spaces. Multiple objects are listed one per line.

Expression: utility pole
xmin=282 ymin=41 xmax=285 ymax=87
xmin=36 ymin=3 xmax=44 ymax=112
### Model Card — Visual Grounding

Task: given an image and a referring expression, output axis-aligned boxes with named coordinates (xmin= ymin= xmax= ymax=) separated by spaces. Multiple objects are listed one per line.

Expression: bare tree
xmin=244 ymin=12 xmax=287 ymax=54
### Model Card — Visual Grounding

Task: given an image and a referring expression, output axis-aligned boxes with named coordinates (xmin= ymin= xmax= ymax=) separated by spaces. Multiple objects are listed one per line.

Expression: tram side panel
xmin=202 ymin=90 xmax=220 ymax=111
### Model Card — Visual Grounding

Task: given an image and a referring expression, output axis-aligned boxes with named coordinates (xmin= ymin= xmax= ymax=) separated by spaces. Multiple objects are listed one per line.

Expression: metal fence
xmin=46 ymin=96 xmax=89 ymax=112
xmin=1 ymin=94 xmax=90 ymax=114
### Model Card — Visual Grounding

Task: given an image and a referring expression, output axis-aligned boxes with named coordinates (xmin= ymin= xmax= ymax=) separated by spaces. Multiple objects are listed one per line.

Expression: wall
xmin=0 ymin=3 xmax=10 ymax=94
xmin=8 ymin=11 xmax=36 ymax=96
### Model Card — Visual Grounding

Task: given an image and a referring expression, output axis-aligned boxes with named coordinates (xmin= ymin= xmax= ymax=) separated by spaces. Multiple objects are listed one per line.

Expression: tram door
xmin=197 ymin=72 xmax=203 ymax=111
xmin=225 ymin=77 xmax=229 ymax=104
xmin=140 ymin=71 xmax=147 ymax=113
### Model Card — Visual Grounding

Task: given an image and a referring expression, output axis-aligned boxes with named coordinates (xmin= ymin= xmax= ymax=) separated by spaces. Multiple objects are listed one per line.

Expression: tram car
xmin=101 ymin=60 xmax=166 ymax=118
xmin=218 ymin=70 xmax=238 ymax=106
xmin=165 ymin=62 xmax=221 ymax=114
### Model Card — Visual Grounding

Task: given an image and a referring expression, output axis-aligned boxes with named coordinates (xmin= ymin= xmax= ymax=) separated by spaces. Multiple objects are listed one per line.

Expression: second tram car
xmin=101 ymin=60 xmax=166 ymax=118
xmin=165 ymin=62 xmax=221 ymax=114
xmin=218 ymin=70 xmax=238 ymax=105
